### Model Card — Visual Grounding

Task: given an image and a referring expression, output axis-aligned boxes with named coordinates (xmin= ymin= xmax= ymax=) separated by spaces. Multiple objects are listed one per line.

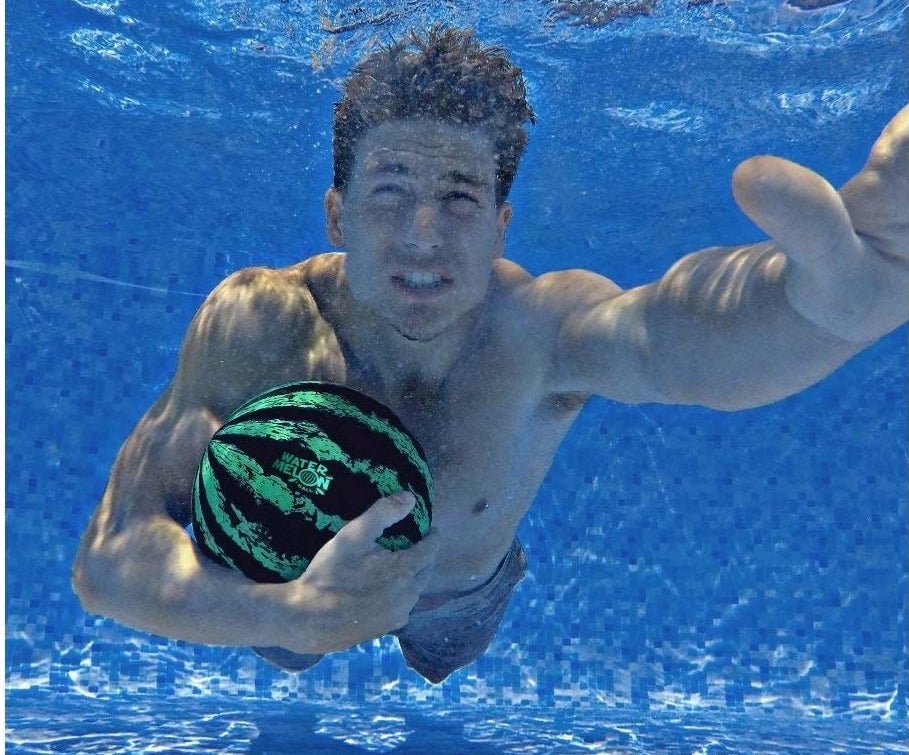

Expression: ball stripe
xmin=207 ymin=441 xmax=312 ymax=579
xmin=196 ymin=447 xmax=309 ymax=582
xmin=191 ymin=453 xmax=242 ymax=573
xmin=219 ymin=416 xmax=430 ymax=532
xmin=220 ymin=419 xmax=403 ymax=507
xmin=226 ymin=385 xmax=433 ymax=493
xmin=210 ymin=439 xmax=295 ymax=511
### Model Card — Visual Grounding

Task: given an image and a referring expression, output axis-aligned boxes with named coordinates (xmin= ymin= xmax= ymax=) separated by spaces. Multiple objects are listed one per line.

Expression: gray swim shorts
xmin=253 ymin=539 xmax=527 ymax=684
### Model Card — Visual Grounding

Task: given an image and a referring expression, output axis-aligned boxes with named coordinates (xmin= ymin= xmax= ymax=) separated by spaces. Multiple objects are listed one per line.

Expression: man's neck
xmin=336 ymin=289 xmax=487 ymax=400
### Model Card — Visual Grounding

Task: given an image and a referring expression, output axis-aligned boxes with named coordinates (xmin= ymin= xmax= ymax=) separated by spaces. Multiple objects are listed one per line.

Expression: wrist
xmin=783 ymin=258 xmax=875 ymax=344
xmin=252 ymin=578 xmax=333 ymax=655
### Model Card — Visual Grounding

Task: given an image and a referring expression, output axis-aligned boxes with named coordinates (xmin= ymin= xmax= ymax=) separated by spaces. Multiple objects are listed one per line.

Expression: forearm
xmin=641 ymin=242 xmax=868 ymax=410
xmin=72 ymin=515 xmax=329 ymax=653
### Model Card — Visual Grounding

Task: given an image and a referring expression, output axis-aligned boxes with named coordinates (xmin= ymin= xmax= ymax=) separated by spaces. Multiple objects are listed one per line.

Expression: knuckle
xmin=392 ymin=607 xmax=413 ymax=629
xmin=335 ymin=519 xmax=361 ymax=542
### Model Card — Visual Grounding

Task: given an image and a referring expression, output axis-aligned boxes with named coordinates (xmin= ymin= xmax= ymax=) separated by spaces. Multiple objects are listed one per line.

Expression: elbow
xmin=651 ymin=371 xmax=787 ymax=412
xmin=663 ymin=384 xmax=786 ymax=412
xmin=71 ymin=546 xmax=116 ymax=617
xmin=71 ymin=554 xmax=100 ymax=615
xmin=699 ymin=398 xmax=768 ymax=412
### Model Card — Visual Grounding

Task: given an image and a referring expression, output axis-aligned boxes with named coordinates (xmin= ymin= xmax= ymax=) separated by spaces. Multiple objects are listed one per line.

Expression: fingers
xmin=383 ymin=537 xmax=438 ymax=631
xmin=732 ymin=107 xmax=909 ymax=268
xmin=732 ymin=155 xmax=856 ymax=265
xmin=401 ymin=527 xmax=440 ymax=571
xmin=840 ymin=107 xmax=909 ymax=264
xmin=334 ymin=491 xmax=417 ymax=548
xmin=864 ymin=104 xmax=909 ymax=176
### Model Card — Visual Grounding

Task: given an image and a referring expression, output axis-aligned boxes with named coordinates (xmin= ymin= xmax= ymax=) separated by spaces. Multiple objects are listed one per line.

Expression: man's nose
xmin=404 ymin=203 xmax=443 ymax=251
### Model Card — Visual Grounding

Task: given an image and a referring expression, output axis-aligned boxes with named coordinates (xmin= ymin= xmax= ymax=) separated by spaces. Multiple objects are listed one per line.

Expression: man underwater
xmin=72 ymin=27 xmax=909 ymax=684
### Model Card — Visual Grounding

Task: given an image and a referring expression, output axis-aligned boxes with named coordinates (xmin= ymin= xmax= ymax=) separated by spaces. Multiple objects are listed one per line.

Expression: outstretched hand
xmin=731 ymin=105 xmax=909 ymax=343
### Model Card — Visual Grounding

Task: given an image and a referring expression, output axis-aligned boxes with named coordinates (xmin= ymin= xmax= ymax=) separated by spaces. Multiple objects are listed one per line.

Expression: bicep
xmin=551 ymin=244 xmax=860 ymax=410
xmin=72 ymin=269 xmax=311 ymax=607
xmin=544 ymin=270 xmax=664 ymax=404
xmin=92 ymin=392 xmax=221 ymax=540
xmin=86 ymin=264 xmax=322 ymax=540
xmin=88 ymin=275 xmax=254 ymax=538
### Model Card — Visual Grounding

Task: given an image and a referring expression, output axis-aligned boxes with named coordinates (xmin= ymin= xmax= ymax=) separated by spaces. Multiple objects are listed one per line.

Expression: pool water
xmin=6 ymin=0 xmax=908 ymax=752
xmin=5 ymin=690 xmax=906 ymax=753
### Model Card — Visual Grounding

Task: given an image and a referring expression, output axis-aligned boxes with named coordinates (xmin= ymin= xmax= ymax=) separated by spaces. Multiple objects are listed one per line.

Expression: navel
xmin=472 ymin=498 xmax=489 ymax=515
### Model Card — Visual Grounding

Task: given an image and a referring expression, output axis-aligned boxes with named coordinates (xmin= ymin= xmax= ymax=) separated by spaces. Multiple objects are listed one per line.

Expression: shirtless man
xmin=72 ymin=27 xmax=908 ymax=684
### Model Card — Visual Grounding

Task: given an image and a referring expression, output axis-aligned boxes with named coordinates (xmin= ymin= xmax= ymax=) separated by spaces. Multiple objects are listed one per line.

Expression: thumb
xmin=732 ymin=155 xmax=857 ymax=266
xmin=335 ymin=491 xmax=416 ymax=547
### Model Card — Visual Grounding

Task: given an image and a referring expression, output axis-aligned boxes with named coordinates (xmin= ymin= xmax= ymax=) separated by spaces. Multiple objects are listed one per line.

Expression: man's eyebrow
xmin=362 ymin=161 xmax=490 ymax=188
xmin=441 ymin=170 xmax=490 ymax=188
xmin=363 ymin=160 xmax=410 ymax=176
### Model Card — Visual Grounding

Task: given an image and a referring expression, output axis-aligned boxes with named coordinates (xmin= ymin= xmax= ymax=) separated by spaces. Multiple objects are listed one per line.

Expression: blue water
xmin=6 ymin=0 xmax=908 ymax=752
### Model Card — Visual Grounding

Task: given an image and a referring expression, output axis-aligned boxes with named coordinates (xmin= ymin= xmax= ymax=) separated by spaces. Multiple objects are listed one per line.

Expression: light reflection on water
xmin=6 ymin=689 xmax=909 ymax=754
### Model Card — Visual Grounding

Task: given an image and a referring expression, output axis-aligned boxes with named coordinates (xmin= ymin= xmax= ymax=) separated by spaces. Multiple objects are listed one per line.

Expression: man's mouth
xmin=393 ymin=271 xmax=452 ymax=292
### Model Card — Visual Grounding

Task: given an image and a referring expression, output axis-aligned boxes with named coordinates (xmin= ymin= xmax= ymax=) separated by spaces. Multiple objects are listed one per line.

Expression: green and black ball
xmin=191 ymin=381 xmax=433 ymax=583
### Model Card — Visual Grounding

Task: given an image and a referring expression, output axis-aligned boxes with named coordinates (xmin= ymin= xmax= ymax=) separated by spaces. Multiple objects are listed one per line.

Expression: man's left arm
xmin=551 ymin=106 xmax=908 ymax=411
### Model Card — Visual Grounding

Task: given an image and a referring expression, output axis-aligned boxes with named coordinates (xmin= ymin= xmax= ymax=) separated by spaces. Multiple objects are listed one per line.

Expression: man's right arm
xmin=71 ymin=265 xmax=436 ymax=655
xmin=70 ymin=389 xmax=304 ymax=648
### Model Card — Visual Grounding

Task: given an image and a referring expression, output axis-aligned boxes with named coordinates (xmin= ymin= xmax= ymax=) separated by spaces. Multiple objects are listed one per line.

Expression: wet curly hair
xmin=332 ymin=26 xmax=536 ymax=205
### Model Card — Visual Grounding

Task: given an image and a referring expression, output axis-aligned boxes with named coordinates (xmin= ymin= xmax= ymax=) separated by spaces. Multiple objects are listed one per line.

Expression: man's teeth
xmin=401 ymin=272 xmax=444 ymax=289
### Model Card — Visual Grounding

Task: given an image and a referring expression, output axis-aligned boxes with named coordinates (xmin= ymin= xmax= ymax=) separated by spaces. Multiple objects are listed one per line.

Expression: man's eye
xmin=443 ymin=191 xmax=479 ymax=205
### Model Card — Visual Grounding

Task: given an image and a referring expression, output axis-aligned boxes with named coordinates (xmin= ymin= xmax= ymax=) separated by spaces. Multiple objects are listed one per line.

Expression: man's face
xmin=326 ymin=119 xmax=512 ymax=342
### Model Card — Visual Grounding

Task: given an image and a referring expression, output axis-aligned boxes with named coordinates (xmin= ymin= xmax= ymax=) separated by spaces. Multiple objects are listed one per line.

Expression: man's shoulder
xmin=206 ymin=253 xmax=341 ymax=317
xmin=214 ymin=253 xmax=339 ymax=290
xmin=175 ymin=255 xmax=344 ymax=415
xmin=187 ymin=254 xmax=344 ymax=361
xmin=491 ymin=259 xmax=623 ymax=321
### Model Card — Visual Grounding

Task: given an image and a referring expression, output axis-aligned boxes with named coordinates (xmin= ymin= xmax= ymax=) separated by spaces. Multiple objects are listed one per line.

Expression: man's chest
xmin=346 ymin=358 xmax=583 ymax=531
xmin=236 ymin=293 xmax=585 ymax=587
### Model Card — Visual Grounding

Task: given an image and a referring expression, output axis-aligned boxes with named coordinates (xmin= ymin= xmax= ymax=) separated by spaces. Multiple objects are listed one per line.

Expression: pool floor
xmin=6 ymin=689 xmax=907 ymax=754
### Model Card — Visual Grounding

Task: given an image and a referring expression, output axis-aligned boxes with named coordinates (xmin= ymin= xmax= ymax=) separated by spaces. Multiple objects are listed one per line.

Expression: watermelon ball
xmin=191 ymin=381 xmax=433 ymax=583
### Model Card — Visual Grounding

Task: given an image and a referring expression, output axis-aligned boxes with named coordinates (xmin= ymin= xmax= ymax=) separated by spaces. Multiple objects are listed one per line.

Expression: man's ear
xmin=494 ymin=202 xmax=513 ymax=257
xmin=325 ymin=187 xmax=344 ymax=247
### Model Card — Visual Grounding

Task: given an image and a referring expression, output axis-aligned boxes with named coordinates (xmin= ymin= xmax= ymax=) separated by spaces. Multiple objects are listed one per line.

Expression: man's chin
xmin=393 ymin=324 xmax=439 ymax=343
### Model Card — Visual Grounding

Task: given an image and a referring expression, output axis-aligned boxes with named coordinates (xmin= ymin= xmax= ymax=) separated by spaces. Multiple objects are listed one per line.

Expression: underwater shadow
xmin=247 ymin=707 xmax=503 ymax=754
